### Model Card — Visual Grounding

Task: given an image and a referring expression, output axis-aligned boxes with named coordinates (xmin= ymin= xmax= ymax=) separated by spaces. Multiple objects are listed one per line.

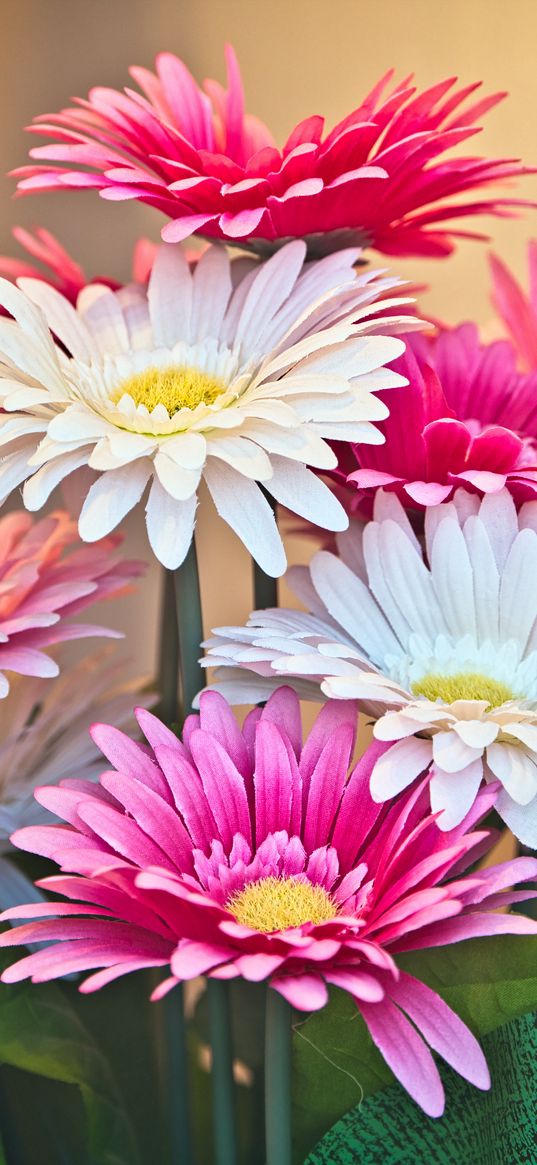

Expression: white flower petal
xmin=23 ymin=449 xmax=91 ymax=511
xmin=18 ymin=278 xmax=99 ymax=362
xmin=203 ymin=458 xmax=286 ymax=577
xmin=495 ymin=788 xmax=537 ymax=847
xmin=429 ymin=760 xmax=484 ymax=830
xmin=432 ymin=729 xmax=483 ymax=773
xmin=452 ymin=719 xmax=499 ymax=749
xmin=79 ymin=460 xmax=152 ymax=540
xmin=148 ymin=243 xmax=192 ymax=347
xmin=370 ymin=737 xmax=432 ymax=802
xmin=264 ymin=457 xmax=348 ymax=532
xmin=154 ymin=452 xmax=201 ymax=501
xmin=145 ymin=478 xmax=197 ymax=570
xmin=486 ymin=742 xmax=537 ymax=805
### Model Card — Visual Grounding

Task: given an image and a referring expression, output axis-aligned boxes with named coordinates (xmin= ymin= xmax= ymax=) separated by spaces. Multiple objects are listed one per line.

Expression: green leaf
xmin=306 ymin=1011 xmax=537 ymax=1164
xmin=0 ymin=952 xmax=140 ymax=1165
xmin=292 ymin=935 xmax=537 ymax=1164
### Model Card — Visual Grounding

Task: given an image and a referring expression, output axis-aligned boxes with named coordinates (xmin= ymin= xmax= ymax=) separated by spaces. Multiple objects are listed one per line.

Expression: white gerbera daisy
xmin=0 ymin=647 xmax=154 ymax=909
xmin=203 ymin=489 xmax=537 ymax=846
xmin=0 ymin=241 xmax=413 ymax=575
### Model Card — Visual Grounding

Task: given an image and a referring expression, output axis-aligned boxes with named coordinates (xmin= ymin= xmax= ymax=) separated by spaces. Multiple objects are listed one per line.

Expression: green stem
xmin=163 ymin=984 xmax=194 ymax=1164
xmin=208 ymin=981 xmax=238 ymax=1165
xmin=157 ymin=568 xmax=179 ymax=724
xmin=173 ymin=537 xmax=205 ymax=722
xmin=265 ymin=989 xmax=292 ymax=1165
xmin=252 ymin=495 xmax=279 ymax=610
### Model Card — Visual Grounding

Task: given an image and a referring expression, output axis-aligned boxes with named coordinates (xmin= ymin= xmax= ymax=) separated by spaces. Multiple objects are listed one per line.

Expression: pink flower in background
xmin=13 ymin=45 xmax=533 ymax=259
xmin=490 ymin=241 xmax=537 ymax=370
xmin=2 ymin=689 xmax=536 ymax=1117
xmin=0 ymin=226 xmax=157 ymax=306
xmin=337 ymin=324 xmax=537 ymax=514
xmin=0 ymin=509 xmax=143 ymax=697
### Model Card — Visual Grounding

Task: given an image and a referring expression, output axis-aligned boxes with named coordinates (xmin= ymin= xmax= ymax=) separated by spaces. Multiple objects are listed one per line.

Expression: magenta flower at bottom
xmin=1 ymin=689 xmax=536 ymax=1117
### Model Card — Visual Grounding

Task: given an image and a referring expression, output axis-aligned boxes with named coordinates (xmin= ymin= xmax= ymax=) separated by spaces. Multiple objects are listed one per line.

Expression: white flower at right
xmin=203 ymin=489 xmax=537 ymax=846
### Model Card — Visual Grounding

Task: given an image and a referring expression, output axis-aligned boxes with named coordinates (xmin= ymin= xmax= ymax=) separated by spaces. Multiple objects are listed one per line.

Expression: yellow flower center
xmin=112 ymin=365 xmax=226 ymax=415
xmin=411 ymin=670 xmax=516 ymax=709
xmin=227 ymin=876 xmax=338 ymax=933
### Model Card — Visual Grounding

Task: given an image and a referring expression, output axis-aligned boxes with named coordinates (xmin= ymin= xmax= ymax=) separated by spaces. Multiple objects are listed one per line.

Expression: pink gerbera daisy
xmin=336 ymin=323 xmax=537 ymax=514
xmin=13 ymin=46 xmax=533 ymax=260
xmin=0 ymin=226 xmax=157 ymax=306
xmin=490 ymin=241 xmax=537 ymax=370
xmin=2 ymin=689 xmax=536 ymax=1117
xmin=0 ymin=508 xmax=143 ymax=697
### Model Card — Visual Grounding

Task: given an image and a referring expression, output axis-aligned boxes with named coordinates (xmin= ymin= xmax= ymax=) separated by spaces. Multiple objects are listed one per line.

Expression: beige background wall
xmin=1 ymin=0 xmax=537 ymax=678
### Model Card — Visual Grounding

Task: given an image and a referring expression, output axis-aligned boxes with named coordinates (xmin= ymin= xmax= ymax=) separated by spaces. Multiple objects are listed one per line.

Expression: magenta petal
xmin=253 ymin=720 xmax=294 ymax=843
xmin=388 ymin=972 xmax=490 ymax=1090
xmin=260 ymin=686 xmax=302 ymax=758
xmin=358 ymin=997 xmax=445 ymax=1117
xmin=303 ymin=722 xmax=354 ymax=853
xmin=234 ymin=952 xmax=284 ymax=981
xmin=271 ymin=974 xmax=328 ymax=1011
xmin=198 ymin=690 xmax=250 ymax=778
xmin=324 ymin=968 xmax=385 ymax=1002
xmin=403 ymin=480 xmax=453 ymax=505
xmin=189 ymin=729 xmax=252 ymax=848
xmin=171 ymin=940 xmax=232 ymax=979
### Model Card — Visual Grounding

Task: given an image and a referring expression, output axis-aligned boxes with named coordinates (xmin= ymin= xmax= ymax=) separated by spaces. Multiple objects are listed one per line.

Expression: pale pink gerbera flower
xmin=333 ymin=324 xmax=537 ymax=515
xmin=0 ymin=508 xmax=143 ymax=697
xmin=0 ymin=226 xmax=157 ymax=306
xmin=489 ymin=241 xmax=537 ymax=370
xmin=2 ymin=690 xmax=536 ymax=1116
xmin=0 ymin=646 xmax=154 ymax=909
xmin=13 ymin=46 xmax=533 ymax=259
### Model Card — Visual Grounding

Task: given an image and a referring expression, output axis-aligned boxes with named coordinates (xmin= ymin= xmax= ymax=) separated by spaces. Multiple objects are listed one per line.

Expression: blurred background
xmin=1 ymin=0 xmax=537 ymax=676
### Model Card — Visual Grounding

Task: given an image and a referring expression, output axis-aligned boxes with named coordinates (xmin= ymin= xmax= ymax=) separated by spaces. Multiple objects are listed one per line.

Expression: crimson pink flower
xmin=2 ymin=689 xmax=536 ymax=1117
xmin=336 ymin=324 xmax=537 ymax=514
xmin=0 ymin=226 xmax=157 ymax=306
xmin=0 ymin=509 xmax=143 ymax=697
xmin=13 ymin=46 xmax=533 ymax=260
xmin=490 ymin=241 xmax=537 ymax=370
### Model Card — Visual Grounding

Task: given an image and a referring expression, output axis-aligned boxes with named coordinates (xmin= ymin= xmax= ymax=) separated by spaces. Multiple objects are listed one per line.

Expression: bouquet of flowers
xmin=0 ymin=41 xmax=535 ymax=1165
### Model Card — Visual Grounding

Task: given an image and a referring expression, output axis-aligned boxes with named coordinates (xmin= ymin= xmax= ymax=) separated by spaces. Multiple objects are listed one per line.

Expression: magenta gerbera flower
xmin=0 ymin=226 xmax=157 ymax=306
xmin=13 ymin=46 xmax=533 ymax=260
xmin=0 ymin=509 xmax=143 ymax=696
xmin=336 ymin=323 xmax=537 ymax=514
xmin=2 ymin=689 xmax=536 ymax=1117
xmin=490 ymin=241 xmax=537 ymax=370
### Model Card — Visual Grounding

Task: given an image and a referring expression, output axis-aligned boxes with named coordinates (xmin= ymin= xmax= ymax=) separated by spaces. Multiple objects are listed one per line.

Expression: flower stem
xmin=172 ymin=537 xmax=205 ymax=722
xmin=252 ymin=495 xmax=279 ymax=610
xmin=164 ymin=983 xmax=194 ymax=1164
xmin=157 ymin=568 xmax=179 ymax=724
xmin=265 ymin=988 xmax=292 ymax=1165
xmin=208 ymin=981 xmax=238 ymax=1165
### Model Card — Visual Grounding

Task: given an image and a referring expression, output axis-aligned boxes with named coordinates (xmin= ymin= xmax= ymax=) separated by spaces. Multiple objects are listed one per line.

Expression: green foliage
xmin=0 ymin=953 xmax=140 ymax=1165
xmin=292 ymin=935 xmax=537 ymax=1164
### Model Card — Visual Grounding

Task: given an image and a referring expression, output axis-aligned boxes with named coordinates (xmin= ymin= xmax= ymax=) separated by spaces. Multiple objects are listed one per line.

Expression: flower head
xmin=2 ymin=688 xmax=536 ymax=1117
xmin=204 ymin=489 xmax=537 ymax=846
xmin=0 ymin=647 xmax=154 ymax=911
xmin=0 ymin=509 xmax=143 ymax=698
xmin=0 ymin=241 xmax=412 ymax=574
xmin=0 ymin=227 xmax=157 ymax=306
xmin=334 ymin=324 xmax=537 ymax=515
xmin=490 ymin=241 xmax=537 ymax=370
xmin=13 ymin=46 xmax=533 ymax=260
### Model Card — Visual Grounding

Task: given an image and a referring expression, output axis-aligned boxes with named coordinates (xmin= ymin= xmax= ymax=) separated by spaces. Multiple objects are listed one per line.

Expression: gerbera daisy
xmin=13 ymin=46 xmax=533 ymax=260
xmin=0 ymin=226 xmax=157 ymax=306
xmin=334 ymin=324 xmax=537 ymax=515
xmin=0 ymin=646 xmax=154 ymax=908
xmin=2 ymin=689 xmax=536 ymax=1117
xmin=0 ymin=241 xmax=412 ymax=574
xmin=203 ymin=489 xmax=537 ymax=846
xmin=0 ymin=508 xmax=143 ymax=698
xmin=489 ymin=241 xmax=537 ymax=370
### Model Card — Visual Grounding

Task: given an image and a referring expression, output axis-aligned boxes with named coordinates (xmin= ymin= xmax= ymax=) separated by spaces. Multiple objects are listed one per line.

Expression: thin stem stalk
xmin=252 ymin=494 xmax=279 ymax=611
xmin=207 ymin=981 xmax=238 ymax=1165
xmin=265 ymin=988 xmax=292 ymax=1165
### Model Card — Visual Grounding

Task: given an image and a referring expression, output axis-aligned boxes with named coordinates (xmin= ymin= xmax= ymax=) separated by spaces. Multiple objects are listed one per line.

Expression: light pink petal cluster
xmin=490 ymin=241 xmax=537 ymax=370
xmin=13 ymin=46 xmax=533 ymax=259
xmin=332 ymin=323 xmax=537 ymax=515
xmin=2 ymin=689 xmax=536 ymax=1117
xmin=0 ymin=227 xmax=157 ymax=307
xmin=0 ymin=509 xmax=144 ymax=696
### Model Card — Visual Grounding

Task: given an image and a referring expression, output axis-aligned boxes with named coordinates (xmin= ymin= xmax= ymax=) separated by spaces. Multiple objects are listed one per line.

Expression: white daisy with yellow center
xmin=203 ymin=489 xmax=537 ymax=846
xmin=0 ymin=241 xmax=415 ymax=573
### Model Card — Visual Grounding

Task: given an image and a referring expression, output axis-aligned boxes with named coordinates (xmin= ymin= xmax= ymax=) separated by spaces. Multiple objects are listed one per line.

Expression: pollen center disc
xmin=227 ymin=875 xmax=338 ymax=933
xmin=113 ymin=365 xmax=226 ymax=415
